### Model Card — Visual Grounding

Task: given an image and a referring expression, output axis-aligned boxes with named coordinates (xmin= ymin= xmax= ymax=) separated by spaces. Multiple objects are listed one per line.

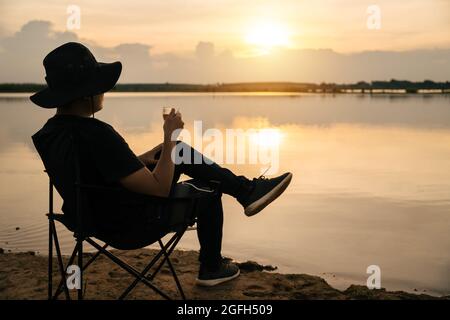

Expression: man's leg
xmin=148 ymin=140 xmax=293 ymax=218
xmin=163 ymin=180 xmax=224 ymax=269
xmin=195 ymin=191 xmax=224 ymax=268
xmin=192 ymin=188 xmax=240 ymax=286
xmin=149 ymin=141 xmax=253 ymax=200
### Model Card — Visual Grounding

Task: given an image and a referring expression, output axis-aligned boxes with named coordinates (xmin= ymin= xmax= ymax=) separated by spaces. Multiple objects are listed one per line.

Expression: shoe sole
xmin=244 ymin=172 xmax=293 ymax=217
xmin=195 ymin=269 xmax=240 ymax=287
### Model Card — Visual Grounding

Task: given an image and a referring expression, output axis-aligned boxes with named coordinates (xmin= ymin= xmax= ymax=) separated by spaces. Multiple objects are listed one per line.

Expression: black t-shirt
xmin=32 ymin=114 xmax=145 ymax=232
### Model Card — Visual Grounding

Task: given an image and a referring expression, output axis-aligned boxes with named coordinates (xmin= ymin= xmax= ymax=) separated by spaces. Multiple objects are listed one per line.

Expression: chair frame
xmin=46 ymin=172 xmax=219 ymax=300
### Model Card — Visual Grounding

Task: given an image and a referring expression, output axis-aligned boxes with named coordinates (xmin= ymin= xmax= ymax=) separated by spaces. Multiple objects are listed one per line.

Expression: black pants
xmin=147 ymin=141 xmax=251 ymax=268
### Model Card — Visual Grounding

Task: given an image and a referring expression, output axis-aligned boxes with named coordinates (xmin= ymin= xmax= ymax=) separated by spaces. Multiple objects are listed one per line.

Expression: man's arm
xmin=119 ymin=109 xmax=183 ymax=197
xmin=120 ymin=139 xmax=176 ymax=197
xmin=138 ymin=143 xmax=163 ymax=165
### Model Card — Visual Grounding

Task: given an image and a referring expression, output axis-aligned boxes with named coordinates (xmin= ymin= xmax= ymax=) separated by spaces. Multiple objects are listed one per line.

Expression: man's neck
xmin=56 ymin=104 xmax=93 ymax=118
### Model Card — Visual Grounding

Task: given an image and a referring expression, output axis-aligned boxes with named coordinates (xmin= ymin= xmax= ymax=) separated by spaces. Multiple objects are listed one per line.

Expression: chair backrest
xmin=70 ymin=131 xmax=96 ymax=237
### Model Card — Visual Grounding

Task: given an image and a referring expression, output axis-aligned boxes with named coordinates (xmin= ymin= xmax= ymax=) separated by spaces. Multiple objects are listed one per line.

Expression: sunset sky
xmin=1 ymin=0 xmax=449 ymax=82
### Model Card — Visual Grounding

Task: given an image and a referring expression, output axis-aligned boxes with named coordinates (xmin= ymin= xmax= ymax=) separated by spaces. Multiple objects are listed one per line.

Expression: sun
xmin=245 ymin=21 xmax=291 ymax=51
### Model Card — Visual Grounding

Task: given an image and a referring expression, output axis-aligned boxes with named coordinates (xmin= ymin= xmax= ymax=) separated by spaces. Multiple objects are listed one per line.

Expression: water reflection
xmin=0 ymin=93 xmax=449 ymax=295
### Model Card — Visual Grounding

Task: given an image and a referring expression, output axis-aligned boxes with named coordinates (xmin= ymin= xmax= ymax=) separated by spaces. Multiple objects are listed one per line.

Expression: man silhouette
xmin=31 ymin=42 xmax=292 ymax=286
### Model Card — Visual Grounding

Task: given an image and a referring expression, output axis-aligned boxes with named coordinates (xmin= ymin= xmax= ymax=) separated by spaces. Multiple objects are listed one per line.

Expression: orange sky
xmin=1 ymin=0 xmax=449 ymax=56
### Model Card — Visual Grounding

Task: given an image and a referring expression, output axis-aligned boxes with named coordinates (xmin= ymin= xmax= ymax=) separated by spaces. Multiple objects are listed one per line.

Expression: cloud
xmin=0 ymin=20 xmax=449 ymax=83
xmin=195 ymin=41 xmax=215 ymax=61
xmin=0 ymin=21 xmax=78 ymax=82
xmin=113 ymin=43 xmax=153 ymax=82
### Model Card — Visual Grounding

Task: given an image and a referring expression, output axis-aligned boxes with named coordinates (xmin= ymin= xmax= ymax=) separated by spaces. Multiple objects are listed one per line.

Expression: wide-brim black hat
xmin=30 ymin=42 xmax=122 ymax=108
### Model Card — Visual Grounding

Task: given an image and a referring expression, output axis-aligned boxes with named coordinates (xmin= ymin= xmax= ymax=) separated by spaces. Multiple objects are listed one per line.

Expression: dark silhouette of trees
xmin=1 ymin=80 xmax=449 ymax=93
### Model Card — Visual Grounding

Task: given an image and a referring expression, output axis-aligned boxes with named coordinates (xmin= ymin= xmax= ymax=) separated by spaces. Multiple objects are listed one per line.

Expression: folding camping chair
xmin=43 ymin=135 xmax=221 ymax=300
xmin=46 ymin=174 xmax=221 ymax=300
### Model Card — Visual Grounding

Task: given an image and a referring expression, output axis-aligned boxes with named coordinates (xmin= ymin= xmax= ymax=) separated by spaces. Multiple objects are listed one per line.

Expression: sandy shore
xmin=0 ymin=248 xmax=446 ymax=300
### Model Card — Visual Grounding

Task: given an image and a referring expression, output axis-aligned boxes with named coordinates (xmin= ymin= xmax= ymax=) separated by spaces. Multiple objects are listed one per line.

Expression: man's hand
xmin=163 ymin=108 xmax=184 ymax=141
xmin=121 ymin=109 xmax=181 ymax=198
xmin=138 ymin=143 xmax=163 ymax=165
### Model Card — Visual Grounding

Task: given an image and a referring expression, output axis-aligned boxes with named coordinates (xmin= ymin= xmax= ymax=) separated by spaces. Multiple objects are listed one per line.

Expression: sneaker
xmin=196 ymin=260 xmax=240 ymax=287
xmin=239 ymin=172 xmax=293 ymax=217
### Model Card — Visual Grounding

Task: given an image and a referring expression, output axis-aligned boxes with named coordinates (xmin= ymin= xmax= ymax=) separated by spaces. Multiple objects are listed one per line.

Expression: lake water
xmin=0 ymin=92 xmax=449 ymax=296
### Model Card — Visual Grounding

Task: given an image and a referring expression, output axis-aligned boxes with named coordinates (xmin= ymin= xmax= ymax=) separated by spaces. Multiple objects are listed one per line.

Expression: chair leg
xmin=51 ymin=220 xmax=71 ymax=300
xmin=82 ymin=244 xmax=108 ymax=271
xmin=118 ymin=232 xmax=181 ymax=300
xmin=53 ymin=243 xmax=107 ymax=299
xmin=149 ymin=232 xmax=184 ymax=281
xmin=145 ymin=232 xmax=186 ymax=300
xmin=77 ymin=239 xmax=83 ymax=300
xmin=48 ymin=218 xmax=53 ymax=300
xmin=53 ymin=245 xmax=78 ymax=299
xmin=157 ymin=239 xmax=186 ymax=300
xmin=85 ymin=238 xmax=172 ymax=300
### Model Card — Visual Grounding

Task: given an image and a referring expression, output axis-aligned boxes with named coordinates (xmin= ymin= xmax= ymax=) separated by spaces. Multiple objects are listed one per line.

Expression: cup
xmin=162 ymin=107 xmax=173 ymax=120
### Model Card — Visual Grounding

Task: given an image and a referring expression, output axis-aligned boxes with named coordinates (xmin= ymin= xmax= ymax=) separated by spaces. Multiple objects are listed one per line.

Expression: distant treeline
xmin=1 ymin=80 xmax=449 ymax=93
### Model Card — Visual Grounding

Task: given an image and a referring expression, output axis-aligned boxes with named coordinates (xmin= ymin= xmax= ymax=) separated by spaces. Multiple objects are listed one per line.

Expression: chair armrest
xmin=76 ymin=181 xmax=220 ymax=203
xmin=76 ymin=183 xmax=172 ymax=203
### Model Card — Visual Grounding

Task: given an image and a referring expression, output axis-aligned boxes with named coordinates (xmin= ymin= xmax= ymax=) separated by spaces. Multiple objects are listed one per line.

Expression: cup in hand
xmin=162 ymin=107 xmax=174 ymax=120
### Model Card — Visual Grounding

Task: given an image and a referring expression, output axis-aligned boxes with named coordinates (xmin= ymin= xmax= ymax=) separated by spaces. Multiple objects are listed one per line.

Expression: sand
xmin=0 ymin=248 xmax=446 ymax=300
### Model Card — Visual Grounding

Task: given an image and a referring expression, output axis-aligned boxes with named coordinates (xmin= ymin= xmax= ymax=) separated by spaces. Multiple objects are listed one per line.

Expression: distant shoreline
xmin=1 ymin=81 xmax=449 ymax=94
